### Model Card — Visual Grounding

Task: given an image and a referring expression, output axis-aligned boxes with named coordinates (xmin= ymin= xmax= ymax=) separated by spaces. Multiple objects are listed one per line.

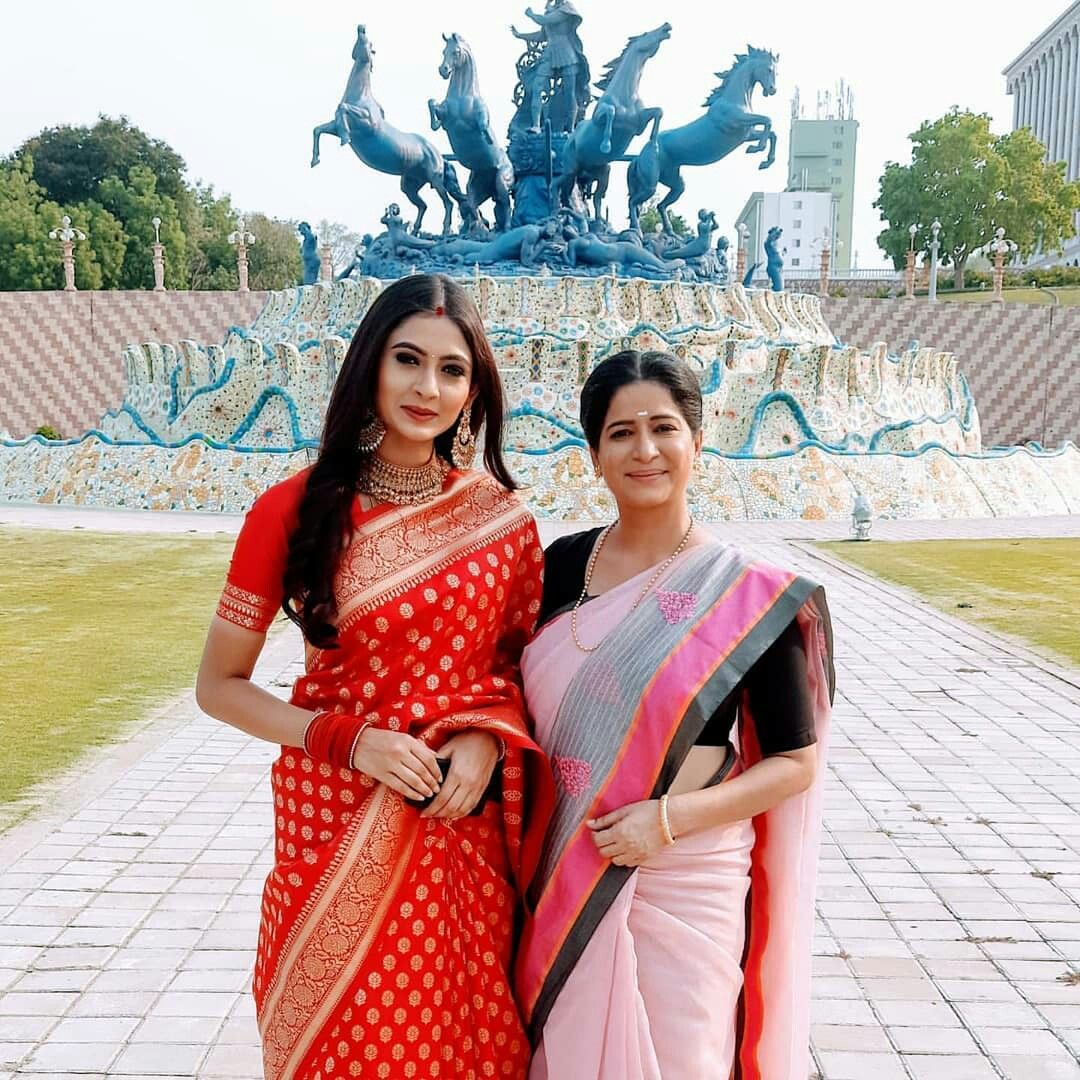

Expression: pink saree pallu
xmin=515 ymin=544 xmax=836 ymax=1080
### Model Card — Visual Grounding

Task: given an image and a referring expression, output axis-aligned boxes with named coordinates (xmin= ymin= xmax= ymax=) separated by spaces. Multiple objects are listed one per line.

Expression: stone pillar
xmin=990 ymin=228 xmax=1016 ymax=302
xmin=819 ymin=242 xmax=830 ymax=296
xmin=228 ymin=217 xmax=256 ymax=293
xmin=904 ymin=249 xmax=916 ymax=300
xmin=735 ymin=240 xmax=747 ymax=285
xmin=1060 ymin=39 xmax=1072 ymax=165
xmin=150 ymin=215 xmax=165 ymax=292
xmin=48 ymin=215 xmax=86 ymax=292
xmin=319 ymin=243 xmax=333 ymax=283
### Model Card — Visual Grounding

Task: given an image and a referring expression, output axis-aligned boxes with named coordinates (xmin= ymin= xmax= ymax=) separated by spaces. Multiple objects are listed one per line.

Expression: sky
xmin=1 ymin=0 xmax=1072 ymax=268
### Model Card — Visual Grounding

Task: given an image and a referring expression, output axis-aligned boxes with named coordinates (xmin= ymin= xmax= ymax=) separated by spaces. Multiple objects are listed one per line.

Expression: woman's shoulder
xmin=245 ymin=467 xmax=312 ymax=521
xmin=545 ymin=527 xmax=604 ymax=561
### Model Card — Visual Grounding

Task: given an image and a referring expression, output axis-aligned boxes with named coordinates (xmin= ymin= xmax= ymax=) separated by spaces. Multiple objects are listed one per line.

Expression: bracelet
xmin=658 ymin=794 xmax=676 ymax=846
xmin=348 ymin=722 xmax=372 ymax=771
xmin=301 ymin=712 xmax=321 ymax=757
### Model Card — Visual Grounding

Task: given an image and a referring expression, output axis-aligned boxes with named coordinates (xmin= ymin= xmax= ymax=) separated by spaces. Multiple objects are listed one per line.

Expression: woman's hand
xmin=422 ymin=731 xmax=500 ymax=819
xmin=587 ymin=800 xmax=669 ymax=867
xmin=352 ymin=728 xmax=444 ymax=802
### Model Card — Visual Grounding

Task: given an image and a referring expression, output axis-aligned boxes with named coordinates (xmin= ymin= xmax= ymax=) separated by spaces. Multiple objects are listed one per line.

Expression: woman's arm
xmin=196 ymin=617 xmax=442 ymax=800
xmin=666 ymin=745 xmax=816 ymax=836
xmin=195 ymin=616 xmax=313 ymax=747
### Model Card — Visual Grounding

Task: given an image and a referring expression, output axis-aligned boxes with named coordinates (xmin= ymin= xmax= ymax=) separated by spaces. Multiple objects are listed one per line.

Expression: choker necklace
xmin=570 ymin=517 xmax=696 ymax=653
xmin=360 ymin=451 xmax=451 ymax=506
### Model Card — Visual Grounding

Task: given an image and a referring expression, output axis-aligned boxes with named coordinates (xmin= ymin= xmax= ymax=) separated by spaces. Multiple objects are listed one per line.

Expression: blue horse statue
xmin=429 ymin=33 xmax=515 ymax=233
xmin=311 ymin=25 xmax=466 ymax=235
xmin=554 ymin=23 xmax=671 ymax=223
xmin=297 ymin=221 xmax=320 ymax=285
xmin=628 ymin=46 xmax=779 ymax=233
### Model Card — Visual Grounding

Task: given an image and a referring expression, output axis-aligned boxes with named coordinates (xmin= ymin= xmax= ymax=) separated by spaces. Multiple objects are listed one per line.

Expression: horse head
xmin=352 ymin=25 xmax=374 ymax=65
xmin=747 ymin=45 xmax=778 ymax=98
xmin=438 ymin=32 xmax=468 ymax=81
xmin=632 ymin=22 xmax=672 ymax=61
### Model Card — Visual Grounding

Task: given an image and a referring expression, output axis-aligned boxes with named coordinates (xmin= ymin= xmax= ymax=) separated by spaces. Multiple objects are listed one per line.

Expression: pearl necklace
xmin=570 ymin=518 xmax=696 ymax=653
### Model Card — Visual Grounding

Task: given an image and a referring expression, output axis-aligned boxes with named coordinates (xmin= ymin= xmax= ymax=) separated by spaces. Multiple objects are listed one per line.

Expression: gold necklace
xmin=360 ymin=451 xmax=451 ymax=506
xmin=570 ymin=518 xmax=696 ymax=653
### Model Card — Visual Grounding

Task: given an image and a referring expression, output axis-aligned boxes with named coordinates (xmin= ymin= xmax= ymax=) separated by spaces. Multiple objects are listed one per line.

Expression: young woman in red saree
xmin=197 ymin=274 xmax=552 ymax=1080
xmin=516 ymin=351 xmax=836 ymax=1080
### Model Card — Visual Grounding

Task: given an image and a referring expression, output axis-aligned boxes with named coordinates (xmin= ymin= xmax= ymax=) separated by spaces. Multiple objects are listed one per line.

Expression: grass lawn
xmin=818 ymin=538 xmax=1080 ymax=668
xmin=937 ymin=287 xmax=1080 ymax=306
xmin=0 ymin=527 xmax=236 ymax=821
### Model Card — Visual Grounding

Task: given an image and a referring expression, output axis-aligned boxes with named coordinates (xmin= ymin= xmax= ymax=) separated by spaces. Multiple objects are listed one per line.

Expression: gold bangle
xmin=659 ymin=794 xmax=676 ymax=846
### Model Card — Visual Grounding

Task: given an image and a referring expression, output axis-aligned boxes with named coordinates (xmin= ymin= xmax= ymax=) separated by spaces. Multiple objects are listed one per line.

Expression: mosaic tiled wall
xmin=823 ymin=297 xmax=1080 ymax=448
xmin=0 ymin=291 xmax=267 ymax=439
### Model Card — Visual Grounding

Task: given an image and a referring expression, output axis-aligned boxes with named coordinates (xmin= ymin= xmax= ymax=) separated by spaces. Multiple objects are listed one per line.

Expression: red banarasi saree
xmin=217 ymin=467 xmax=554 ymax=1080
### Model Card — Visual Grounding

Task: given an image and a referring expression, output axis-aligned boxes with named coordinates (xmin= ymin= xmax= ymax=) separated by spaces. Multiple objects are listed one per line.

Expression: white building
xmin=735 ymin=191 xmax=837 ymax=278
xmin=1004 ymin=1 xmax=1080 ymax=265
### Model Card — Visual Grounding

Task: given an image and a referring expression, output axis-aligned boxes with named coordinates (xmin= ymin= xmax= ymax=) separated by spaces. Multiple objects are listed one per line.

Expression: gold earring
xmin=452 ymin=402 xmax=476 ymax=469
xmin=357 ymin=412 xmax=386 ymax=453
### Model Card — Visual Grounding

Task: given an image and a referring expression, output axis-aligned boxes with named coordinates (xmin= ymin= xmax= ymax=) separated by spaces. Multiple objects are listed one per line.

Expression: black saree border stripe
xmin=527 ymin=570 xmax=821 ymax=1046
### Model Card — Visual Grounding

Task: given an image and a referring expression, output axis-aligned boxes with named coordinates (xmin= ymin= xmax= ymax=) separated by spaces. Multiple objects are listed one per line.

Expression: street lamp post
xmin=818 ymin=229 xmax=831 ymax=296
xmin=48 ymin=215 xmax=87 ymax=292
xmin=151 ymin=216 xmax=166 ymax=292
xmin=905 ymin=224 xmax=918 ymax=300
xmin=227 ymin=216 xmax=256 ymax=293
xmin=928 ymin=219 xmax=942 ymax=302
xmin=989 ymin=227 xmax=1017 ymax=303
xmin=735 ymin=222 xmax=749 ymax=285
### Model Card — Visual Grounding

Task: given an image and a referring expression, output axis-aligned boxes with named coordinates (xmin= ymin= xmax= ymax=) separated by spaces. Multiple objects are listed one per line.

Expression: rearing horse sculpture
xmin=428 ymin=33 xmax=515 ymax=233
xmin=311 ymin=25 xmax=465 ymax=235
xmin=628 ymin=46 xmax=778 ymax=233
xmin=554 ymin=23 xmax=671 ymax=223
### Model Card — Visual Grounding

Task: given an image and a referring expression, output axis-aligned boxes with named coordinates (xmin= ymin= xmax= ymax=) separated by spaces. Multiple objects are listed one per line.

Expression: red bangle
xmin=304 ymin=711 xmax=369 ymax=770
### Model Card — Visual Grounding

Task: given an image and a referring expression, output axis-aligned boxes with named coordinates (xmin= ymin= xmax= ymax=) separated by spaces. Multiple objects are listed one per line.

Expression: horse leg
xmin=593 ymin=167 xmax=610 ymax=225
xmin=638 ymin=106 xmax=664 ymax=142
xmin=493 ymin=170 xmax=511 ymax=233
xmin=657 ymin=170 xmax=686 ymax=235
xmin=428 ymin=98 xmax=443 ymax=132
xmin=401 ymin=176 xmax=428 ymax=235
xmin=311 ymin=120 xmax=339 ymax=168
xmin=761 ymin=128 xmax=777 ymax=170
xmin=596 ymin=103 xmax=615 ymax=155
xmin=428 ymin=175 xmax=455 ymax=236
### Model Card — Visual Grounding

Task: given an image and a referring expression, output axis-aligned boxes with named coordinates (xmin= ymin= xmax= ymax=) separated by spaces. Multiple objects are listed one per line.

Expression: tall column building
xmin=1004 ymin=2 xmax=1080 ymax=265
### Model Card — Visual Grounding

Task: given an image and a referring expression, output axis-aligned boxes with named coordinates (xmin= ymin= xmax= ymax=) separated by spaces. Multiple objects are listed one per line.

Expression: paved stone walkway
xmin=1 ymin=508 xmax=1079 ymax=1078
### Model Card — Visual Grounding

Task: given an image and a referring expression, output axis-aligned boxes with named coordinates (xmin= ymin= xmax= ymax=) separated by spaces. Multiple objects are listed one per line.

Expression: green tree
xmin=184 ymin=185 xmax=239 ymax=290
xmin=0 ymin=157 xmax=63 ymax=290
xmin=875 ymin=108 xmax=1080 ymax=288
xmin=245 ymin=213 xmax=303 ymax=290
xmin=14 ymin=115 xmax=189 ymax=208
xmin=98 ymin=167 xmax=188 ymax=288
xmin=68 ymin=201 xmax=126 ymax=289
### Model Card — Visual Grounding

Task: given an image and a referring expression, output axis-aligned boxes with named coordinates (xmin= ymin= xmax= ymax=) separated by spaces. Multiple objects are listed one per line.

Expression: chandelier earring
xmin=451 ymin=402 xmax=476 ymax=469
xmin=356 ymin=412 xmax=386 ymax=454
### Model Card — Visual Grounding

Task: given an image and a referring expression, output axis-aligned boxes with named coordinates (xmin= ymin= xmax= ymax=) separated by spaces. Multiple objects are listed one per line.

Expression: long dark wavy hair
xmin=282 ymin=274 xmax=515 ymax=648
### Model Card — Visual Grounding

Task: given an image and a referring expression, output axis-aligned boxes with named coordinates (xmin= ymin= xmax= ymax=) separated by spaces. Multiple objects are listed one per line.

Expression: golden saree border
xmin=216 ymin=581 xmax=276 ymax=632
xmin=257 ymin=784 xmax=419 ymax=1080
xmin=332 ymin=471 xmax=531 ymax=632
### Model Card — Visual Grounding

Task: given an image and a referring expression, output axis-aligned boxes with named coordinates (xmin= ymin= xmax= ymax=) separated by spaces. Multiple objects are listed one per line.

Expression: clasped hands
xmin=351 ymin=726 xmax=500 ymax=819
xmin=587 ymin=800 xmax=671 ymax=867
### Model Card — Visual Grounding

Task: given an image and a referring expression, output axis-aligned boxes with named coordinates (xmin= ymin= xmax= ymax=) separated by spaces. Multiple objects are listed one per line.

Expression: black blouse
xmin=539 ymin=529 xmax=816 ymax=756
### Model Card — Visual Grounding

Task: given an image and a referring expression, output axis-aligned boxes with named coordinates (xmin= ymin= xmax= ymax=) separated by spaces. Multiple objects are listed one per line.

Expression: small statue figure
xmin=715 ymin=235 xmax=730 ymax=283
xmin=765 ymin=225 xmax=784 ymax=292
xmin=335 ymin=235 xmax=372 ymax=280
xmin=567 ymin=228 xmax=683 ymax=273
xmin=381 ymin=204 xmax=436 ymax=258
xmin=661 ymin=209 xmax=718 ymax=261
xmin=437 ymin=218 xmax=562 ymax=268
xmin=297 ymin=221 xmax=320 ymax=285
xmin=510 ymin=1 xmax=591 ymax=135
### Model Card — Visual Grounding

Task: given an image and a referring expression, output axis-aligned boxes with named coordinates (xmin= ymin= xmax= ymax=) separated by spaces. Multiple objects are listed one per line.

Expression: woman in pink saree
xmin=515 ymin=350 xmax=836 ymax=1079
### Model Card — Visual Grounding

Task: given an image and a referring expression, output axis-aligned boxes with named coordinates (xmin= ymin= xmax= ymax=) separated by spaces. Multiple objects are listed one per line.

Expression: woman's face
xmin=591 ymin=380 xmax=702 ymax=512
xmin=374 ymin=312 xmax=474 ymax=450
